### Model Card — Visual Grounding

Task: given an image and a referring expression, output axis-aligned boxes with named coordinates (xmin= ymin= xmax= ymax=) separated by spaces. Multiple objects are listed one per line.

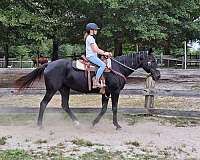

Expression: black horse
xmin=16 ymin=48 xmax=160 ymax=129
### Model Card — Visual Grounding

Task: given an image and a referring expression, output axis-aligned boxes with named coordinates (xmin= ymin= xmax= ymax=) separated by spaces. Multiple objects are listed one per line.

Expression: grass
xmin=79 ymin=149 xmax=113 ymax=160
xmin=125 ymin=141 xmax=140 ymax=147
xmin=78 ymin=149 xmax=164 ymax=160
xmin=0 ymin=150 xmax=34 ymax=160
xmin=0 ymin=148 xmax=173 ymax=160
xmin=123 ymin=113 xmax=152 ymax=125
xmin=71 ymin=138 xmax=94 ymax=147
xmin=123 ymin=113 xmax=200 ymax=127
xmin=0 ymin=150 xmax=76 ymax=160
xmin=34 ymin=139 xmax=48 ymax=144
xmin=158 ymin=116 xmax=200 ymax=127
xmin=191 ymin=83 xmax=200 ymax=90
xmin=0 ymin=149 xmax=118 ymax=160
xmin=0 ymin=137 xmax=7 ymax=145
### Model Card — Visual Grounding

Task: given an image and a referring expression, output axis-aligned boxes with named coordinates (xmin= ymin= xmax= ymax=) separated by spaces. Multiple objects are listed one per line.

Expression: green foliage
xmin=173 ymin=49 xmax=185 ymax=57
xmin=59 ymin=44 xmax=84 ymax=58
xmin=28 ymin=40 xmax=52 ymax=57
xmin=9 ymin=45 xmax=31 ymax=59
xmin=189 ymin=50 xmax=200 ymax=56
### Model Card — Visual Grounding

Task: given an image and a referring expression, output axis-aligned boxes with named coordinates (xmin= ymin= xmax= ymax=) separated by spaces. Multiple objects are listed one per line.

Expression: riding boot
xmin=92 ymin=77 xmax=101 ymax=88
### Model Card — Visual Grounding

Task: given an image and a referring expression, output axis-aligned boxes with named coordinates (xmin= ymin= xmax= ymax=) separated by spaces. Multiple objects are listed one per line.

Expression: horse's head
xmin=139 ymin=48 xmax=160 ymax=81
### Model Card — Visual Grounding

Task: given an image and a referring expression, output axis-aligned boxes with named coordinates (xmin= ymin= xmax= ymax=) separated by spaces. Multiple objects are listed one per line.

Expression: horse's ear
xmin=148 ymin=48 xmax=153 ymax=54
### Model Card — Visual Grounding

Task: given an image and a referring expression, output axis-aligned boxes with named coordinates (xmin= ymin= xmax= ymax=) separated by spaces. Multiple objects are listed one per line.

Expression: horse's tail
xmin=15 ymin=63 xmax=48 ymax=91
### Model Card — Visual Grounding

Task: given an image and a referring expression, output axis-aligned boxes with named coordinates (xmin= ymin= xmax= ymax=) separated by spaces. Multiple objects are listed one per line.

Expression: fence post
xmin=20 ymin=56 xmax=22 ymax=68
xmin=144 ymin=76 xmax=155 ymax=113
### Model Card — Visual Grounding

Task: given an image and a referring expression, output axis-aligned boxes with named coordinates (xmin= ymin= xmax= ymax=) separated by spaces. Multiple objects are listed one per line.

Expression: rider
xmin=84 ymin=23 xmax=112 ymax=88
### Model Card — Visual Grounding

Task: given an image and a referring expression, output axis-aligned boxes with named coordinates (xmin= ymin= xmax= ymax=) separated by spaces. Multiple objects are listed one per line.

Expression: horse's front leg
xmin=92 ymin=93 xmax=110 ymax=126
xmin=111 ymin=92 xmax=121 ymax=130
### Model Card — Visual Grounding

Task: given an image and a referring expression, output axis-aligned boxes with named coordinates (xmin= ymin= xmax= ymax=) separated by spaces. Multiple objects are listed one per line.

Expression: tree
xmin=0 ymin=0 xmax=45 ymax=67
xmin=19 ymin=0 xmax=87 ymax=61
xmin=1 ymin=0 xmax=200 ymax=64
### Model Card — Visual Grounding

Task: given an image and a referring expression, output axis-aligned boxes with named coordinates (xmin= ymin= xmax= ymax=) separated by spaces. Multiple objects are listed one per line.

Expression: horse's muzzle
xmin=150 ymin=69 xmax=160 ymax=81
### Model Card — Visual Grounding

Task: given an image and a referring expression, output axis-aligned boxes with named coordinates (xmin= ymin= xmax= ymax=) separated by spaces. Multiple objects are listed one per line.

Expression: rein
xmin=110 ymin=57 xmax=150 ymax=76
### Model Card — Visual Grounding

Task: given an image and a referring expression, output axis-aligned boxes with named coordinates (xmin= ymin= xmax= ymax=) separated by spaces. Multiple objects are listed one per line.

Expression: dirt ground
xmin=1 ymin=111 xmax=200 ymax=159
xmin=1 ymin=69 xmax=200 ymax=159
xmin=0 ymin=94 xmax=200 ymax=159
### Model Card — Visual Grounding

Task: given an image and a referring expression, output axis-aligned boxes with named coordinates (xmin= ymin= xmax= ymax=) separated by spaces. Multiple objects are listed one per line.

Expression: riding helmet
xmin=86 ymin=23 xmax=100 ymax=31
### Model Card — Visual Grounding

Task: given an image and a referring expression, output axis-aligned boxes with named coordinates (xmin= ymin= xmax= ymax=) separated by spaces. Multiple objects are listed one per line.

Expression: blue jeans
xmin=87 ymin=56 xmax=106 ymax=80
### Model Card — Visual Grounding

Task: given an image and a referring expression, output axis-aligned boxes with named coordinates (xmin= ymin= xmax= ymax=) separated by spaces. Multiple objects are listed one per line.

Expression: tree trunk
xmin=114 ymin=38 xmax=123 ymax=57
xmin=163 ymin=40 xmax=171 ymax=55
xmin=164 ymin=47 xmax=170 ymax=55
xmin=51 ymin=38 xmax=59 ymax=61
xmin=4 ymin=44 xmax=9 ymax=68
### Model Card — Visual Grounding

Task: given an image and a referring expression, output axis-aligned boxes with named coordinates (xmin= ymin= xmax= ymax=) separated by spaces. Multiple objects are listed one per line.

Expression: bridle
xmin=110 ymin=51 xmax=152 ymax=77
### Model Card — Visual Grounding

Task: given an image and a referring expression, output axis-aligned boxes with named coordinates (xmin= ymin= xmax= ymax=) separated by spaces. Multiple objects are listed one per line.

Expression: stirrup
xmin=100 ymin=80 xmax=106 ymax=88
xmin=92 ymin=77 xmax=101 ymax=88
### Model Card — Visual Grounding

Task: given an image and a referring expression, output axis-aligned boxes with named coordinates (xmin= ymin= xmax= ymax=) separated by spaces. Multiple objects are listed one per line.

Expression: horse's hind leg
xmin=37 ymin=89 xmax=56 ymax=126
xmin=92 ymin=93 xmax=110 ymax=126
xmin=59 ymin=86 xmax=79 ymax=125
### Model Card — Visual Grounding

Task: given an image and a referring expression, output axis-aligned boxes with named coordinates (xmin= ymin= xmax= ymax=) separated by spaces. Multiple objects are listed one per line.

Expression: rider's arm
xmin=91 ymin=43 xmax=111 ymax=56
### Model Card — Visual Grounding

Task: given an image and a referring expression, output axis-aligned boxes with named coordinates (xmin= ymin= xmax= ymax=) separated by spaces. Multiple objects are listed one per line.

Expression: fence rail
xmin=0 ymin=60 xmax=33 ymax=68
xmin=1 ymin=88 xmax=200 ymax=98
xmin=156 ymin=55 xmax=200 ymax=68
xmin=1 ymin=54 xmax=200 ymax=68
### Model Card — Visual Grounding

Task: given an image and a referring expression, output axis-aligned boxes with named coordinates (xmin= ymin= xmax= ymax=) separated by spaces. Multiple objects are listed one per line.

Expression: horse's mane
xmin=114 ymin=51 xmax=149 ymax=64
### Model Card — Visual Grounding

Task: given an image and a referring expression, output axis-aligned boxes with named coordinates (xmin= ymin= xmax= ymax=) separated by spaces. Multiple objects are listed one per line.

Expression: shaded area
xmin=1 ymin=107 xmax=200 ymax=118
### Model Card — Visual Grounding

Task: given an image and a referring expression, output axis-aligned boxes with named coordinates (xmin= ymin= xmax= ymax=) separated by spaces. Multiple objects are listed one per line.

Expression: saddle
xmin=73 ymin=55 xmax=111 ymax=71
xmin=72 ymin=55 xmax=111 ymax=93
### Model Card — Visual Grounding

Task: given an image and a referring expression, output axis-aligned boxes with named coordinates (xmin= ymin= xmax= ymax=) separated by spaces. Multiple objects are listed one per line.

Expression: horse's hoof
xmin=90 ymin=124 xmax=95 ymax=129
xmin=74 ymin=121 xmax=80 ymax=127
xmin=116 ymin=126 xmax=122 ymax=130
xmin=92 ymin=121 xmax=97 ymax=127
xmin=38 ymin=125 xmax=44 ymax=130
xmin=37 ymin=122 xmax=43 ymax=129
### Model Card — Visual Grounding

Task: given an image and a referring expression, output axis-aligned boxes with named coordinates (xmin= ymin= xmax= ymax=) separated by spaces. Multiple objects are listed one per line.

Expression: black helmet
xmin=86 ymin=23 xmax=100 ymax=31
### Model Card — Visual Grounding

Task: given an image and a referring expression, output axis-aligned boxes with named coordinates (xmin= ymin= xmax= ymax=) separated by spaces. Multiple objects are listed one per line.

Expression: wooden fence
xmin=0 ymin=68 xmax=200 ymax=117
xmin=0 ymin=58 xmax=33 ymax=68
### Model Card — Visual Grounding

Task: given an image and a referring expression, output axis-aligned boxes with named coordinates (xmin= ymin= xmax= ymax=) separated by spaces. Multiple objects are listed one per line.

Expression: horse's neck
xmin=113 ymin=54 xmax=140 ymax=77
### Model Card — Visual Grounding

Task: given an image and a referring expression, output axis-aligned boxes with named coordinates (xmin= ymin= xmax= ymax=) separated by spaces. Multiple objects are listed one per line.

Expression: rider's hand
xmin=104 ymin=52 xmax=112 ymax=57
